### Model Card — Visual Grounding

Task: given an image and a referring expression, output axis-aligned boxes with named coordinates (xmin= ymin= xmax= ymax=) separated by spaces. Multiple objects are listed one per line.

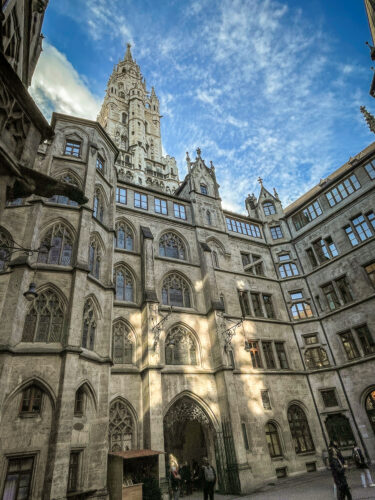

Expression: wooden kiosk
xmin=108 ymin=450 xmax=164 ymax=500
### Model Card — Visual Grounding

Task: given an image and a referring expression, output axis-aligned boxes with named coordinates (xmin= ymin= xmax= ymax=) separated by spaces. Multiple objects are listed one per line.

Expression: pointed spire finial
xmin=196 ymin=147 xmax=201 ymax=158
xmin=360 ymin=105 xmax=375 ymax=134
xmin=273 ymin=187 xmax=279 ymax=199
xmin=151 ymin=86 xmax=156 ymax=97
xmin=124 ymin=42 xmax=133 ymax=62
xmin=186 ymin=151 xmax=191 ymax=164
xmin=210 ymin=160 xmax=215 ymax=171
xmin=257 ymin=176 xmax=263 ymax=186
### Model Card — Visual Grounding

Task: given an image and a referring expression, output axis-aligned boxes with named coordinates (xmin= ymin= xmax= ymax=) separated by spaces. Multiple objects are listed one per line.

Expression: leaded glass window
xmin=161 ymin=274 xmax=191 ymax=308
xmin=112 ymin=321 xmax=134 ymax=364
xmin=115 ymin=221 xmax=134 ymax=251
xmin=114 ymin=267 xmax=134 ymax=302
xmin=263 ymin=201 xmax=276 ymax=215
xmin=82 ymin=299 xmax=96 ymax=350
xmin=37 ymin=223 xmax=73 ymax=266
xmin=89 ymin=235 xmax=101 ymax=279
xmin=109 ymin=399 xmax=135 ymax=451
xmin=20 ymin=385 xmax=42 ymax=414
xmin=288 ymin=405 xmax=315 ymax=453
xmin=159 ymin=233 xmax=186 ymax=260
xmin=265 ymin=422 xmax=282 ymax=457
xmin=304 ymin=347 xmax=330 ymax=369
xmin=165 ymin=325 xmax=197 ymax=365
xmin=22 ymin=289 xmax=64 ymax=342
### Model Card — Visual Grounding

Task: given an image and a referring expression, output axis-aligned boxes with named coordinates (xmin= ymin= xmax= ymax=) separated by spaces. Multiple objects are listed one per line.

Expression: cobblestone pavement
xmin=181 ymin=467 xmax=375 ymax=500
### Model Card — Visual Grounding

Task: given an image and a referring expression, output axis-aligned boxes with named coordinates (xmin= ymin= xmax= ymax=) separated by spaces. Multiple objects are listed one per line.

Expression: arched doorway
xmin=365 ymin=389 xmax=375 ymax=435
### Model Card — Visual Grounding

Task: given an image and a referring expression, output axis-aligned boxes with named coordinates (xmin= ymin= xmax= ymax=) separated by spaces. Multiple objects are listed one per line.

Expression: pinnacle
xmin=124 ymin=42 xmax=133 ymax=62
xmin=360 ymin=105 xmax=375 ymax=134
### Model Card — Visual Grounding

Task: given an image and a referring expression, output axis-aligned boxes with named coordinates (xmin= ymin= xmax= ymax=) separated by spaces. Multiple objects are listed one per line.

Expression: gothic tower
xmin=97 ymin=44 xmax=180 ymax=193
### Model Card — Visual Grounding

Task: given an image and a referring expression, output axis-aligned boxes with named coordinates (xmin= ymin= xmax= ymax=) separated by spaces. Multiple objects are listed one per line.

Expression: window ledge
xmin=271 ymin=456 xmax=285 ymax=462
xmin=113 ymin=300 xmax=138 ymax=308
xmin=19 ymin=412 xmax=41 ymax=419
xmin=295 ymin=451 xmax=316 ymax=457
xmin=114 ymin=248 xmax=140 ymax=256
xmin=44 ymin=201 xmax=80 ymax=210
xmin=33 ymin=263 xmax=73 ymax=272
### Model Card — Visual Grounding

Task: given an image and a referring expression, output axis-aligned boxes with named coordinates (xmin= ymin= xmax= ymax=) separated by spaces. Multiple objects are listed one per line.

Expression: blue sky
xmin=30 ymin=0 xmax=375 ymax=213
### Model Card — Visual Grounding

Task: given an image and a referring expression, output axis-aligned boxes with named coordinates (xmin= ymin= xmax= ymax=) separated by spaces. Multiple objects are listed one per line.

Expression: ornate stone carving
xmin=164 ymin=396 xmax=211 ymax=429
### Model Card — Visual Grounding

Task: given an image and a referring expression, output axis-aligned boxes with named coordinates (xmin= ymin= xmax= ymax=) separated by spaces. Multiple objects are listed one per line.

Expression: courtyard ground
xmin=181 ymin=467 xmax=375 ymax=500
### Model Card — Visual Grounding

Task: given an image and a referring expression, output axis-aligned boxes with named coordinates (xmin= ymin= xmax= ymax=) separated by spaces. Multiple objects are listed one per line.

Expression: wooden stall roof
xmin=109 ymin=450 xmax=165 ymax=459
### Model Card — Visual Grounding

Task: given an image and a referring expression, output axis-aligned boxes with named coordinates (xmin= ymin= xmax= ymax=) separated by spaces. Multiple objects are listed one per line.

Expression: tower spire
xmin=124 ymin=43 xmax=133 ymax=62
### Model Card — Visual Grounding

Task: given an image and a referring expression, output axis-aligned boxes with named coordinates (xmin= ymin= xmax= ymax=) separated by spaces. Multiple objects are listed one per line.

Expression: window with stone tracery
xmin=115 ymin=221 xmax=134 ymax=251
xmin=89 ymin=235 xmax=101 ymax=279
xmin=287 ymin=405 xmax=315 ymax=454
xmin=159 ymin=233 xmax=186 ymax=260
xmin=93 ymin=188 xmax=105 ymax=223
xmin=37 ymin=223 xmax=74 ymax=266
xmin=22 ymin=289 xmax=65 ymax=342
xmin=112 ymin=321 xmax=134 ymax=364
xmin=109 ymin=399 xmax=135 ymax=451
xmin=114 ymin=267 xmax=134 ymax=302
xmin=82 ymin=299 xmax=96 ymax=350
xmin=49 ymin=173 xmax=79 ymax=206
xmin=0 ymin=228 xmax=12 ymax=272
xmin=162 ymin=274 xmax=191 ymax=308
xmin=165 ymin=325 xmax=197 ymax=365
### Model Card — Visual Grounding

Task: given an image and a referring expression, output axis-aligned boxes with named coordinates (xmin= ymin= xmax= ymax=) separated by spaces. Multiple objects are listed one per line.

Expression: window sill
xmin=44 ymin=201 xmax=80 ymax=210
xmin=115 ymin=247 xmax=140 ymax=256
xmin=113 ymin=300 xmax=138 ymax=308
xmin=271 ymin=456 xmax=285 ymax=462
xmin=295 ymin=451 xmax=316 ymax=457
xmin=33 ymin=263 xmax=73 ymax=272
xmin=19 ymin=412 xmax=41 ymax=419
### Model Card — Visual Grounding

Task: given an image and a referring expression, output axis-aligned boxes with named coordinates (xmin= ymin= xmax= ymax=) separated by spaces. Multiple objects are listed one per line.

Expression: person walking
xmin=352 ymin=445 xmax=375 ymax=488
xmin=169 ymin=454 xmax=181 ymax=500
xmin=200 ymin=457 xmax=216 ymax=500
xmin=329 ymin=441 xmax=352 ymax=500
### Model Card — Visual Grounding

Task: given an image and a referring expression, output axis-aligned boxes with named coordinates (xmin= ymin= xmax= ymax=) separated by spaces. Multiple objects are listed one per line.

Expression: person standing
xmin=352 ymin=445 xmax=375 ymax=488
xmin=169 ymin=454 xmax=181 ymax=500
xmin=200 ymin=457 xmax=216 ymax=500
xmin=329 ymin=441 xmax=352 ymax=500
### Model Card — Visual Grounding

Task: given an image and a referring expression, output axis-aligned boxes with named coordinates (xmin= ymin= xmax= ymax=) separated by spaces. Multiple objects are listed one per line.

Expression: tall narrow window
xmin=113 ymin=321 xmax=134 ymax=364
xmin=265 ymin=422 xmax=282 ymax=457
xmin=250 ymin=293 xmax=263 ymax=317
xmin=335 ymin=276 xmax=353 ymax=304
xmin=275 ymin=342 xmax=289 ymax=369
xmin=174 ymin=203 xmax=186 ymax=220
xmin=74 ymin=387 xmax=85 ymax=416
xmin=162 ymin=274 xmax=191 ymax=308
xmin=247 ymin=341 xmax=262 ymax=368
xmin=159 ymin=233 xmax=186 ymax=260
xmin=3 ymin=457 xmax=34 ymax=500
xmin=165 ymin=326 xmax=197 ymax=365
xmin=109 ymin=399 xmax=135 ymax=451
xmin=206 ymin=211 xmax=212 ymax=225
xmin=96 ymin=154 xmax=105 ymax=173
xmin=116 ymin=187 xmax=127 ymax=204
xmin=306 ymin=248 xmax=318 ymax=268
xmin=364 ymin=261 xmax=375 ymax=287
xmin=261 ymin=390 xmax=272 ymax=409
xmin=38 ymin=223 xmax=73 ymax=266
xmin=321 ymin=283 xmax=340 ymax=311
xmin=93 ymin=188 xmax=105 ymax=223
xmin=20 ymin=386 xmax=43 ymax=415
xmin=22 ymin=289 xmax=65 ymax=343
xmin=355 ymin=325 xmax=375 ymax=355
xmin=287 ymin=405 xmax=315 ymax=454
xmin=115 ymin=221 xmax=134 ymax=251
xmin=238 ymin=291 xmax=250 ymax=316
xmin=263 ymin=294 xmax=275 ymax=318
xmin=134 ymin=192 xmax=148 ymax=210
xmin=339 ymin=331 xmax=360 ymax=360
xmin=155 ymin=198 xmax=167 ymax=214
xmin=262 ymin=342 xmax=276 ymax=369
xmin=115 ymin=267 xmax=134 ymax=302
xmin=365 ymin=160 xmax=375 ymax=179
xmin=88 ymin=235 xmax=101 ymax=279
xmin=82 ymin=299 xmax=96 ymax=350
xmin=242 ymin=423 xmax=250 ymax=450
xmin=67 ymin=451 xmax=81 ymax=492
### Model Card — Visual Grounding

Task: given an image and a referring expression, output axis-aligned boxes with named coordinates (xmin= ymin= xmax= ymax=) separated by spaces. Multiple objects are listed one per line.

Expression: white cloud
xmin=30 ymin=41 xmax=101 ymax=121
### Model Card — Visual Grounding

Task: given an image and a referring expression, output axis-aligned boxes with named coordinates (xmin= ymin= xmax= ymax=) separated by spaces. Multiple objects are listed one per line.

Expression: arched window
xmin=206 ymin=210 xmax=212 ymax=225
xmin=287 ymin=405 xmax=315 ymax=453
xmin=279 ymin=262 xmax=299 ymax=278
xmin=112 ymin=321 xmax=134 ymax=364
xmin=115 ymin=221 xmax=134 ymax=251
xmin=38 ymin=223 xmax=74 ymax=266
xmin=74 ymin=387 xmax=85 ymax=416
xmin=89 ymin=235 xmax=101 ymax=279
xmin=114 ymin=267 xmax=134 ymax=302
xmin=325 ymin=414 xmax=355 ymax=447
xmin=49 ymin=174 xmax=79 ymax=206
xmin=165 ymin=325 xmax=197 ymax=365
xmin=0 ymin=228 xmax=12 ymax=272
xmin=212 ymin=250 xmax=219 ymax=268
xmin=82 ymin=299 xmax=96 ymax=350
xmin=304 ymin=347 xmax=330 ymax=369
xmin=263 ymin=201 xmax=276 ymax=216
xmin=159 ymin=233 xmax=186 ymax=260
xmin=109 ymin=399 xmax=135 ymax=451
xmin=365 ymin=390 xmax=375 ymax=435
xmin=20 ymin=385 xmax=43 ymax=415
xmin=22 ymin=288 xmax=65 ymax=342
xmin=162 ymin=274 xmax=191 ymax=308
xmin=265 ymin=422 xmax=282 ymax=457
xmin=93 ymin=188 xmax=105 ymax=223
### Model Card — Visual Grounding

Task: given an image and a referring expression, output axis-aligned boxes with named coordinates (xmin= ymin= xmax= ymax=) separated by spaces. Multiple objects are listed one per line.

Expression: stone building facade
xmin=0 ymin=45 xmax=375 ymax=500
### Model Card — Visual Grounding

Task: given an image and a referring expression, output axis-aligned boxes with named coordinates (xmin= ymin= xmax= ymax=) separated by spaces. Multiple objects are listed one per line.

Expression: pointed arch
xmin=2 ymin=376 xmax=57 ymax=413
xmin=109 ymin=397 xmax=138 ymax=451
xmin=287 ymin=403 xmax=315 ymax=453
xmin=84 ymin=293 xmax=102 ymax=318
xmin=160 ymin=271 xmax=193 ymax=308
xmin=22 ymin=285 xmax=66 ymax=343
xmin=115 ymin=218 xmax=135 ymax=251
xmin=74 ymin=380 xmax=98 ymax=413
xmin=37 ymin=219 xmax=75 ymax=266
xmin=206 ymin=236 xmax=226 ymax=256
xmin=113 ymin=263 xmax=136 ymax=302
xmin=165 ymin=323 xmax=200 ymax=366
xmin=112 ymin=318 xmax=136 ymax=364
xmin=158 ymin=230 xmax=188 ymax=261
xmin=0 ymin=225 xmax=13 ymax=272
xmin=262 ymin=200 xmax=276 ymax=216
xmin=265 ymin=420 xmax=283 ymax=457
